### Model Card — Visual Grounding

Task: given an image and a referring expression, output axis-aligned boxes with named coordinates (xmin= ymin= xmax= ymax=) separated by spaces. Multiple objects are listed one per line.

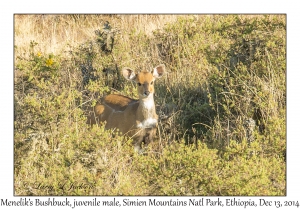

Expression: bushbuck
xmin=87 ymin=64 xmax=165 ymax=152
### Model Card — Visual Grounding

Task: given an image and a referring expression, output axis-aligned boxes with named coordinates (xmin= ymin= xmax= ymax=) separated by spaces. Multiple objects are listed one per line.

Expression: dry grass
xmin=14 ymin=14 xmax=180 ymax=56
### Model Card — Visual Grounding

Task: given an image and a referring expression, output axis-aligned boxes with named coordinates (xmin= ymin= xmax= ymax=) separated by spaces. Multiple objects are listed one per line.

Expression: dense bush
xmin=14 ymin=14 xmax=286 ymax=195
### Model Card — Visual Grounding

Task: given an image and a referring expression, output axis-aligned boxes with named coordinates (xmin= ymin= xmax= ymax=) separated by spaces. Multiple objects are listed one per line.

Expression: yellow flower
xmin=37 ymin=52 xmax=42 ymax=57
xmin=45 ymin=58 xmax=53 ymax=67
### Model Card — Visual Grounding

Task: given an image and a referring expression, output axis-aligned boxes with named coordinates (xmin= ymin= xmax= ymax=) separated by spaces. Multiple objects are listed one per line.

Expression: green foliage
xmin=152 ymin=15 xmax=286 ymax=147
xmin=134 ymin=140 xmax=285 ymax=195
xmin=16 ymin=41 xmax=60 ymax=83
xmin=14 ymin=15 xmax=286 ymax=196
xmin=136 ymin=141 xmax=221 ymax=195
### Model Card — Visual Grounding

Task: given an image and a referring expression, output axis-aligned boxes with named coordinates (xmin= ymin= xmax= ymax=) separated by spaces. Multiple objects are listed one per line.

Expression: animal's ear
xmin=122 ymin=67 xmax=136 ymax=81
xmin=152 ymin=64 xmax=165 ymax=79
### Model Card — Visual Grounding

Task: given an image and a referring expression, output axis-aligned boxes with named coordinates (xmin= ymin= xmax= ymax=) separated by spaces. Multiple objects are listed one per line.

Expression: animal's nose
xmin=144 ymin=91 xmax=150 ymax=96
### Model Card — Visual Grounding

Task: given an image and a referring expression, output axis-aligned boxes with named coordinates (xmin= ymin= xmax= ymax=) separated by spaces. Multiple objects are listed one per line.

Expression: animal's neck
xmin=137 ymin=95 xmax=157 ymax=129
xmin=138 ymin=95 xmax=156 ymax=119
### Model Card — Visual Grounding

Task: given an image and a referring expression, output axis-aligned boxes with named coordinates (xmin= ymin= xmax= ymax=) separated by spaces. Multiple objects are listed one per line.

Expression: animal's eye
xmin=150 ymin=81 xmax=154 ymax=85
xmin=138 ymin=83 xmax=142 ymax=86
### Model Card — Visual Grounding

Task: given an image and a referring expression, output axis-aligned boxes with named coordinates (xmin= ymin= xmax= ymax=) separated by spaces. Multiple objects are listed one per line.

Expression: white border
xmin=2 ymin=0 xmax=299 ymax=209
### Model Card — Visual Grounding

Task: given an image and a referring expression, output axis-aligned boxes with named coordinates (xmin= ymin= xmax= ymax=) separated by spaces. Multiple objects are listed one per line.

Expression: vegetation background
xmin=14 ymin=14 xmax=286 ymax=196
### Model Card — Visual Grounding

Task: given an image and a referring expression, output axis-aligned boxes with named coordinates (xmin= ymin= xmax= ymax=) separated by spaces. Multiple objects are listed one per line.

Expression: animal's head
xmin=122 ymin=64 xmax=165 ymax=98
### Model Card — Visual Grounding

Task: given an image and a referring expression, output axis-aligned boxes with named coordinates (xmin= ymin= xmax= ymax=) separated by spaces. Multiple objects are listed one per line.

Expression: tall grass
xmin=14 ymin=14 xmax=286 ymax=195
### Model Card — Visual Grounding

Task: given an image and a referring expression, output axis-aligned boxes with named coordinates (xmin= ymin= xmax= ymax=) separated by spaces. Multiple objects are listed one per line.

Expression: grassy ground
xmin=14 ymin=14 xmax=286 ymax=195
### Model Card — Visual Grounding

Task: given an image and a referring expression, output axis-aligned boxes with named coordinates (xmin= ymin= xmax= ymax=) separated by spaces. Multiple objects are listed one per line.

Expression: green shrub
xmin=134 ymin=140 xmax=285 ymax=195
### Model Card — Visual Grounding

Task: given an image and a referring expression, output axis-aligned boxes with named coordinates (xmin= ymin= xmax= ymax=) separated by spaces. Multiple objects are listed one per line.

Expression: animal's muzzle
xmin=144 ymin=91 xmax=150 ymax=96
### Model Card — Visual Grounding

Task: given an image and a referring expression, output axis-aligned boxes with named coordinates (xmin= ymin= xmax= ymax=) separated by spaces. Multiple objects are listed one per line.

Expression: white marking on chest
xmin=137 ymin=118 xmax=157 ymax=129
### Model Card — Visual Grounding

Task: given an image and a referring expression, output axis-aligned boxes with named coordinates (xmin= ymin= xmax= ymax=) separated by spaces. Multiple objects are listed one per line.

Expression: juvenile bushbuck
xmin=87 ymin=64 xmax=165 ymax=152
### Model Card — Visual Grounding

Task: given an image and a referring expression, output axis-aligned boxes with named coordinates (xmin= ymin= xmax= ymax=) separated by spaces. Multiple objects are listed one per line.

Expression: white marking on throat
xmin=140 ymin=95 xmax=155 ymax=110
xmin=137 ymin=118 xmax=157 ymax=129
xmin=137 ymin=94 xmax=157 ymax=129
